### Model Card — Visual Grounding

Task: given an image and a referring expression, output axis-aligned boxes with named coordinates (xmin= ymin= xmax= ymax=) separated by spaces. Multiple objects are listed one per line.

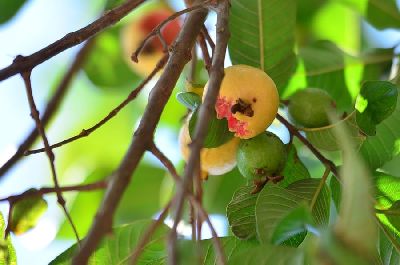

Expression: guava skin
xmin=237 ymin=132 xmax=287 ymax=181
xmin=203 ymin=65 xmax=279 ymax=139
xmin=288 ymin=88 xmax=336 ymax=128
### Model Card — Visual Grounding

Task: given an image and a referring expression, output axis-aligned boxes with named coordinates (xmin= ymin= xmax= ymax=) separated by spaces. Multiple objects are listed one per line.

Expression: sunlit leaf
xmin=356 ymin=81 xmax=398 ymax=136
xmin=228 ymin=0 xmax=297 ymax=90
xmin=50 ymin=220 xmax=170 ymax=265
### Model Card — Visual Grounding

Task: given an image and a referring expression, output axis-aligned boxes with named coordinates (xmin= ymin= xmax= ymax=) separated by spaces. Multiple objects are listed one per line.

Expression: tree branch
xmin=168 ymin=2 xmax=230 ymax=264
xmin=25 ymin=54 xmax=168 ymax=156
xmin=0 ymin=0 xmax=146 ymax=82
xmin=21 ymin=71 xmax=80 ymax=243
xmin=71 ymin=8 xmax=208 ymax=264
xmin=0 ymin=180 xmax=107 ymax=203
xmin=276 ymin=113 xmax=339 ymax=178
xmin=0 ymin=40 xmax=94 ymax=180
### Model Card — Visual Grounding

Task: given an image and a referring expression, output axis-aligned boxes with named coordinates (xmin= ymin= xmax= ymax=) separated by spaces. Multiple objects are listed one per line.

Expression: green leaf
xmin=367 ymin=0 xmax=400 ymax=29
xmin=228 ymin=0 xmax=297 ymax=90
xmin=229 ymin=244 xmax=305 ymax=265
xmin=58 ymin=169 xmax=108 ymax=239
xmin=10 ymin=191 xmax=48 ymax=235
xmin=360 ymin=86 xmax=400 ymax=170
xmin=83 ymin=27 xmax=140 ymax=91
xmin=330 ymin=113 xmax=377 ymax=254
xmin=183 ymin=60 xmax=209 ymax=87
xmin=0 ymin=0 xmax=27 ymax=24
xmin=356 ymin=81 xmax=398 ymax=136
xmin=378 ymin=223 xmax=400 ymax=265
xmin=270 ymin=205 xmax=316 ymax=245
xmin=226 ymin=186 xmax=258 ymax=239
xmin=304 ymin=112 xmax=366 ymax=151
xmin=176 ymin=92 xmax=202 ymax=110
xmin=255 ymin=179 xmax=330 ymax=246
xmin=189 ymin=107 xmax=234 ymax=148
xmin=330 ymin=176 xmax=342 ymax=211
xmin=50 ymin=220 xmax=170 ymax=265
xmin=299 ymin=40 xmax=352 ymax=111
xmin=0 ymin=213 xmax=17 ymax=265
xmin=280 ymin=145 xmax=311 ymax=187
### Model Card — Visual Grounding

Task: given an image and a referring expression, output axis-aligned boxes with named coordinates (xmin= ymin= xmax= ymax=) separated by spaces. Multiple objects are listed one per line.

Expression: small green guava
xmin=288 ymin=88 xmax=336 ymax=128
xmin=237 ymin=132 xmax=287 ymax=182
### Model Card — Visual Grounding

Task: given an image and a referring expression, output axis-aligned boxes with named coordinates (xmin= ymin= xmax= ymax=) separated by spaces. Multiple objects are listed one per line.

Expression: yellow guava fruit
xmin=204 ymin=65 xmax=279 ymax=139
xmin=179 ymin=121 xmax=239 ymax=178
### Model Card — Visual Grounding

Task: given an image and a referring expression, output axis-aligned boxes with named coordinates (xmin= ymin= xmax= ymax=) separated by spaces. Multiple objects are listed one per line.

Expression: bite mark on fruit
xmin=216 ymin=96 xmax=250 ymax=137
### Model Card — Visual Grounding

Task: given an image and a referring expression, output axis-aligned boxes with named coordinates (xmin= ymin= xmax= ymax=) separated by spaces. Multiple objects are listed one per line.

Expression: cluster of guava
xmin=179 ymin=65 xmax=288 ymax=189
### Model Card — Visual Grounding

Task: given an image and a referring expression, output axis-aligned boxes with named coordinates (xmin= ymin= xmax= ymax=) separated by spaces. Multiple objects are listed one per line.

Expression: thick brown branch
xmin=0 ymin=0 xmax=146 ymax=82
xmin=21 ymin=71 xmax=80 ymax=242
xmin=276 ymin=113 xmax=339 ymax=178
xmin=168 ymin=2 xmax=230 ymax=265
xmin=25 ymin=54 xmax=168 ymax=156
xmin=0 ymin=41 xmax=94 ymax=180
xmin=0 ymin=180 xmax=108 ymax=203
xmin=71 ymin=8 xmax=208 ymax=264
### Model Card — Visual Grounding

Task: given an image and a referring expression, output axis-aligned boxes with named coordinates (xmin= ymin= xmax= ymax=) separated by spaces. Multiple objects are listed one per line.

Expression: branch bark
xmin=0 ymin=0 xmax=146 ymax=82
xmin=0 ymin=41 xmax=94 ymax=180
xmin=168 ymin=1 xmax=230 ymax=264
xmin=71 ymin=8 xmax=208 ymax=264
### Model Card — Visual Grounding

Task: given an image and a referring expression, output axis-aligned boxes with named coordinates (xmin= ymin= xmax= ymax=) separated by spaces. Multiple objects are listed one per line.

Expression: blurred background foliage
xmin=0 ymin=0 xmax=399 ymax=264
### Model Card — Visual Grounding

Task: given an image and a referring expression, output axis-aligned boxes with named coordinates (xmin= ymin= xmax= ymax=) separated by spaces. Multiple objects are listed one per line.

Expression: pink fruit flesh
xmin=216 ymin=96 xmax=249 ymax=137
xmin=139 ymin=11 xmax=181 ymax=51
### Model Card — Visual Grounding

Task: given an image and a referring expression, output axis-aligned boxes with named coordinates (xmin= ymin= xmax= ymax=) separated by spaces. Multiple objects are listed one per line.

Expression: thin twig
xmin=194 ymin=169 xmax=203 ymax=241
xmin=0 ymin=40 xmax=94 ymax=180
xmin=128 ymin=200 xmax=172 ymax=265
xmin=21 ymin=71 xmax=80 ymax=243
xmin=25 ymin=54 xmax=169 ymax=156
xmin=72 ymin=8 xmax=208 ymax=264
xmin=148 ymin=142 xmax=181 ymax=183
xmin=131 ymin=1 xmax=211 ymax=62
xmin=310 ymin=167 xmax=330 ymax=210
xmin=0 ymin=180 xmax=108 ymax=203
xmin=0 ymin=0 xmax=146 ymax=82
xmin=276 ymin=113 xmax=339 ymax=178
xmin=197 ymin=33 xmax=212 ymax=73
xmin=168 ymin=2 xmax=230 ymax=264
xmin=201 ymin=25 xmax=215 ymax=53
xmin=4 ymin=204 xmax=14 ymax=239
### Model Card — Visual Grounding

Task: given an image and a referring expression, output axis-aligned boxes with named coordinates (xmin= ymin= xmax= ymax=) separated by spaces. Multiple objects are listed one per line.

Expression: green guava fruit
xmin=237 ymin=131 xmax=287 ymax=181
xmin=288 ymin=88 xmax=336 ymax=128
